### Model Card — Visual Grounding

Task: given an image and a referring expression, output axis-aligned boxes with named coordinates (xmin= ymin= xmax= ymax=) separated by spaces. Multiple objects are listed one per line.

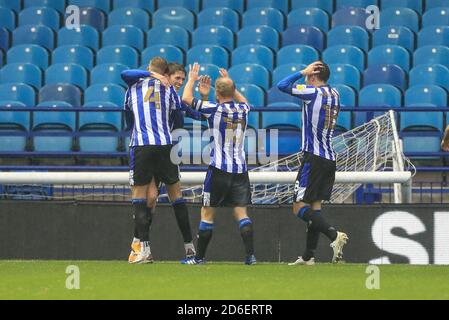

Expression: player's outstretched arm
xmin=442 ymin=125 xmax=449 ymax=151
xmin=182 ymin=63 xmax=200 ymax=106
xmin=219 ymin=69 xmax=248 ymax=104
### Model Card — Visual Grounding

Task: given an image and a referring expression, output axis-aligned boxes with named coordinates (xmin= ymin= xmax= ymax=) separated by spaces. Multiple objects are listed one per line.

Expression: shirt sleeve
xmin=291 ymin=84 xmax=318 ymax=102
xmin=191 ymin=99 xmax=218 ymax=119
xmin=123 ymin=89 xmax=131 ymax=111
xmin=169 ymin=87 xmax=182 ymax=111
xmin=121 ymin=69 xmax=151 ymax=87
xmin=181 ymin=102 xmax=204 ymax=121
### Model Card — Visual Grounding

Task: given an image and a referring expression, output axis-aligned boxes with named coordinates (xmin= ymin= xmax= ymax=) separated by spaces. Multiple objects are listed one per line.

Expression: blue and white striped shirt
xmin=124 ymin=78 xmax=181 ymax=147
xmin=191 ymin=99 xmax=250 ymax=174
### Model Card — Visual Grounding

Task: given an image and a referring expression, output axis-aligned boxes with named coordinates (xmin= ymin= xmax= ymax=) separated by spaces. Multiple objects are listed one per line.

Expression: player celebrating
xmin=277 ymin=61 xmax=349 ymax=265
xmin=180 ymin=63 xmax=256 ymax=265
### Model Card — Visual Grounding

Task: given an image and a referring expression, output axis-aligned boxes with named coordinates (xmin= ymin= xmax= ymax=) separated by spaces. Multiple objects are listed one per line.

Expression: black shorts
xmin=294 ymin=152 xmax=336 ymax=203
xmin=129 ymin=145 xmax=180 ymax=186
xmin=202 ymin=166 xmax=252 ymax=207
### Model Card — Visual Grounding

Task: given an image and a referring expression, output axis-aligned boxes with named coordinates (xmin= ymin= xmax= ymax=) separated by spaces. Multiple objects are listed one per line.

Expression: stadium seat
xmin=238 ymin=26 xmax=279 ymax=51
xmin=333 ymin=84 xmax=355 ymax=130
xmin=288 ymin=8 xmax=330 ymax=32
xmin=291 ymin=0 xmax=334 ymax=14
xmin=329 ymin=64 xmax=361 ymax=90
xmin=97 ymin=45 xmax=139 ymax=69
xmin=68 ymin=0 xmax=111 ymax=13
xmin=277 ymin=45 xmax=320 ymax=67
xmin=272 ymin=64 xmax=307 ymax=86
xmin=426 ymin=0 xmax=449 ymax=11
xmin=246 ymin=110 xmax=260 ymax=129
xmin=0 ymin=83 xmax=36 ymax=106
xmin=0 ymin=28 xmax=9 ymax=52
xmin=409 ymin=64 xmax=449 ymax=91
xmin=372 ymin=26 xmax=415 ymax=53
xmin=58 ymin=25 xmax=99 ymax=51
xmin=142 ymin=45 xmax=184 ymax=65
xmin=108 ymin=7 xmax=150 ymax=31
xmin=24 ymin=0 xmax=66 ymax=13
xmin=405 ymin=85 xmax=448 ymax=106
xmin=0 ymin=102 xmax=29 ymax=130
xmin=368 ymin=45 xmax=411 ymax=71
xmin=418 ymin=26 xmax=449 ymax=47
xmin=263 ymin=128 xmax=302 ymax=156
xmin=336 ymin=0 xmax=379 ymax=10
xmin=401 ymin=132 xmax=442 ymax=159
xmin=0 ymin=0 xmax=21 ymax=12
xmin=363 ymin=64 xmax=407 ymax=91
xmin=380 ymin=8 xmax=419 ymax=33
xmin=19 ymin=7 xmax=60 ymax=31
xmin=52 ymin=45 xmax=94 ymax=70
xmin=37 ymin=101 xmax=73 ymax=107
xmin=236 ymin=83 xmax=266 ymax=107
xmin=153 ymin=7 xmax=195 ymax=32
xmin=323 ymin=45 xmax=365 ymax=72
xmin=198 ymin=8 xmax=239 ymax=33
xmin=113 ymin=0 xmax=156 ymax=13
xmin=262 ymin=112 xmax=301 ymax=129
xmin=39 ymin=84 xmax=82 ymax=106
xmin=232 ymin=45 xmax=274 ymax=71
xmin=267 ymin=86 xmax=301 ymax=104
xmin=7 ymin=44 xmax=49 ymax=69
xmin=0 ymin=63 xmax=42 ymax=88
xmin=147 ymin=26 xmax=189 ymax=52
xmin=193 ymin=85 xmax=215 ymax=101
xmin=80 ymin=102 xmax=121 ymax=131
xmin=0 ymin=7 xmax=15 ymax=31
xmin=327 ymin=26 xmax=370 ymax=52
xmin=13 ymin=25 xmax=55 ymax=50
xmin=33 ymin=104 xmax=75 ymax=131
xmin=193 ymin=26 xmax=234 ymax=52
xmin=423 ymin=7 xmax=449 ymax=27
xmin=400 ymin=104 xmax=444 ymax=132
xmin=78 ymin=129 xmax=120 ymax=152
xmin=247 ymin=0 xmax=289 ymax=14
xmin=45 ymin=63 xmax=88 ymax=89
xmin=414 ymin=45 xmax=449 ymax=67
xmin=381 ymin=0 xmax=423 ymax=14
xmin=187 ymin=45 xmax=229 ymax=69
xmin=91 ymin=63 xmax=129 ymax=87
xmin=84 ymin=84 xmax=125 ymax=106
xmin=103 ymin=25 xmax=144 ymax=52
xmin=75 ymin=7 xmax=107 ymax=32
xmin=197 ymin=64 xmax=221 ymax=84
xmin=357 ymin=84 xmax=402 ymax=125
xmin=229 ymin=64 xmax=270 ymax=90
xmin=158 ymin=0 xmax=200 ymax=13
xmin=202 ymin=0 xmax=245 ymax=14
xmin=243 ymin=8 xmax=285 ymax=32
xmin=282 ymin=26 xmax=324 ymax=51
xmin=332 ymin=8 xmax=371 ymax=28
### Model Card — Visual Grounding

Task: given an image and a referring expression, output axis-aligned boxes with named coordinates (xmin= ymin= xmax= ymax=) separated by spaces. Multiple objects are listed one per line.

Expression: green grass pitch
xmin=1 ymin=261 xmax=449 ymax=300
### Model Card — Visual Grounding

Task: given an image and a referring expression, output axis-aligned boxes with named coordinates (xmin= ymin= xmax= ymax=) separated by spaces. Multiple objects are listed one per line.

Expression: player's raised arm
xmin=182 ymin=62 xmax=201 ymax=106
xmin=121 ymin=69 xmax=151 ymax=87
xmin=219 ymin=69 xmax=248 ymax=104
xmin=442 ymin=125 xmax=449 ymax=151
xmin=277 ymin=62 xmax=324 ymax=99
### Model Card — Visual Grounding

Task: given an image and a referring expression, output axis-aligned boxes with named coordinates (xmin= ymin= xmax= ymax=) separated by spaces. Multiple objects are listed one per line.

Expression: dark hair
xmin=167 ymin=62 xmax=186 ymax=76
xmin=149 ymin=56 xmax=169 ymax=74
xmin=317 ymin=61 xmax=330 ymax=82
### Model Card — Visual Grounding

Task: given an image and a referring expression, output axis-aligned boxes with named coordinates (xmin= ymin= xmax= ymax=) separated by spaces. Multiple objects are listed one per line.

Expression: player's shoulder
xmin=295 ymin=84 xmax=318 ymax=92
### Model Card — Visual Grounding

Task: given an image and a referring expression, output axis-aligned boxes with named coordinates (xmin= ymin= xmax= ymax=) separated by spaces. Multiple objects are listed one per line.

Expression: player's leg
xmin=233 ymin=207 xmax=256 ymax=265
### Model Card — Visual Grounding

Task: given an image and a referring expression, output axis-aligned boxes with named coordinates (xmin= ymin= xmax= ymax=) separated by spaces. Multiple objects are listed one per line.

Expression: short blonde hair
xmin=148 ymin=56 xmax=168 ymax=74
xmin=215 ymin=78 xmax=235 ymax=98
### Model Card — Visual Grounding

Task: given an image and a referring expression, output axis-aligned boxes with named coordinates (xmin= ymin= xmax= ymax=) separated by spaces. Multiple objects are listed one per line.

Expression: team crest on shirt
xmin=296 ymin=85 xmax=306 ymax=91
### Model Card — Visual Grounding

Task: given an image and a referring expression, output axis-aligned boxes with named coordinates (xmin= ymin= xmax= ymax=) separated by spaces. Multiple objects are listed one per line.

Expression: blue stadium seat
xmin=426 ymin=0 xmax=449 ymax=11
xmin=37 ymin=101 xmax=73 ymax=107
xmin=418 ymin=26 xmax=449 ymax=47
xmin=80 ymin=102 xmax=121 ymax=131
xmin=68 ymin=0 xmax=111 ymax=13
xmin=423 ymin=7 xmax=449 ymax=27
xmin=103 ymin=25 xmax=144 ymax=51
xmin=153 ymin=7 xmax=195 ymax=32
xmin=243 ymin=7 xmax=285 ymax=32
xmin=202 ymin=0 xmax=245 ymax=14
xmin=262 ymin=112 xmax=301 ymax=129
xmin=19 ymin=7 xmax=60 ymax=31
xmin=113 ymin=0 xmax=156 ymax=13
xmin=58 ymin=25 xmax=99 ymax=51
xmin=323 ymin=45 xmax=365 ymax=72
xmin=75 ymin=7 xmax=107 ymax=32
xmin=333 ymin=84 xmax=356 ymax=106
xmin=33 ymin=104 xmax=75 ymax=131
xmin=409 ymin=64 xmax=449 ymax=91
xmin=52 ymin=45 xmax=94 ymax=70
xmin=24 ymin=0 xmax=66 ymax=13
xmin=363 ymin=64 xmax=407 ymax=91
xmin=359 ymin=84 xmax=402 ymax=106
xmin=381 ymin=0 xmax=423 ymax=14
xmin=197 ymin=64 xmax=221 ymax=84
xmin=84 ymin=84 xmax=126 ymax=106
xmin=108 ymin=7 xmax=150 ymax=31
xmin=97 ymin=45 xmax=139 ymax=69
xmin=368 ymin=45 xmax=411 ymax=71
xmin=0 ymin=83 xmax=36 ymax=106
xmin=198 ymin=8 xmax=239 ymax=33
xmin=288 ymin=8 xmax=329 ymax=32
xmin=277 ymin=45 xmax=320 ymax=67
xmin=0 ymin=7 xmax=15 ymax=31
xmin=187 ymin=45 xmax=229 ymax=68
xmin=336 ymin=0 xmax=379 ymax=10
xmin=45 ymin=63 xmax=88 ymax=89
xmin=79 ymin=129 xmax=120 ymax=152
xmin=247 ymin=0 xmax=289 ymax=14
xmin=39 ymin=84 xmax=82 ymax=106
xmin=405 ymin=85 xmax=448 ymax=105
xmin=263 ymin=128 xmax=302 ymax=156
xmin=0 ymin=0 xmax=21 ymax=12
xmin=267 ymin=102 xmax=298 ymax=107
xmin=229 ymin=64 xmax=270 ymax=90
xmin=7 ymin=44 xmax=49 ymax=69
xmin=193 ymin=26 xmax=234 ymax=51
xmin=402 ymin=132 xmax=442 ymax=158
xmin=13 ymin=25 xmax=55 ymax=50
xmin=147 ymin=26 xmax=189 ymax=52
xmin=332 ymin=8 xmax=371 ymax=28
xmin=329 ymin=64 xmax=361 ymax=90
xmin=91 ymin=63 xmax=129 ymax=87
xmin=236 ymin=83 xmax=266 ymax=106
xmin=291 ymin=0 xmax=334 ymax=14
xmin=0 ymin=101 xmax=29 ymax=130
xmin=246 ymin=110 xmax=260 ymax=129
xmin=372 ymin=26 xmax=415 ymax=53
xmin=0 ymin=63 xmax=42 ymax=88
xmin=327 ymin=26 xmax=370 ymax=52
xmin=158 ymin=0 xmax=200 ymax=13
xmin=0 ymin=28 xmax=10 ymax=52
xmin=380 ymin=8 xmax=419 ymax=33
xmin=272 ymin=64 xmax=307 ymax=86
xmin=142 ymin=45 xmax=184 ymax=65
xmin=400 ymin=104 xmax=444 ymax=131
xmin=414 ymin=45 xmax=449 ymax=67
xmin=193 ymin=85 xmax=215 ymax=101
xmin=238 ymin=26 xmax=279 ymax=51
xmin=282 ymin=26 xmax=324 ymax=51
xmin=232 ymin=45 xmax=274 ymax=71
xmin=267 ymin=86 xmax=301 ymax=104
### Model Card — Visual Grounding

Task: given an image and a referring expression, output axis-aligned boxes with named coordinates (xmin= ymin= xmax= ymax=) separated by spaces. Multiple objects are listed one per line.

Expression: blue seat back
xmin=380 ymin=8 xmax=419 ymax=32
xmin=323 ymin=45 xmax=365 ymax=72
xmin=85 ymin=84 xmax=126 ymax=106
xmin=103 ymin=25 xmax=144 ymax=51
xmin=7 ymin=44 xmax=49 ymax=69
xmin=193 ymin=26 xmax=234 ymax=51
xmin=282 ymin=26 xmax=324 ymax=51
xmin=97 ymin=45 xmax=139 ymax=69
xmin=363 ymin=64 xmax=407 ymax=91
xmin=45 ymin=63 xmax=88 ymax=89
xmin=277 ymin=45 xmax=320 ymax=66
xmin=243 ymin=7 xmax=285 ymax=32
xmin=153 ymin=7 xmax=195 ymax=31
xmin=52 ymin=45 xmax=94 ymax=70
xmin=91 ymin=63 xmax=129 ymax=87
xmin=187 ymin=45 xmax=229 ymax=69
xmin=13 ymin=25 xmax=55 ymax=50
xmin=368 ymin=45 xmax=411 ymax=71
xmin=39 ymin=84 xmax=82 ymax=106
xmin=372 ymin=26 xmax=415 ymax=53
xmin=409 ymin=64 xmax=449 ymax=91
xmin=232 ymin=45 xmax=274 ymax=71
xmin=405 ymin=85 xmax=448 ymax=106
xmin=229 ymin=64 xmax=270 ymax=90
xmin=327 ymin=25 xmax=370 ymax=52
xmin=329 ymin=64 xmax=361 ymax=90
xmin=147 ymin=26 xmax=190 ymax=51
xmin=58 ymin=25 xmax=99 ymax=51
xmin=288 ymin=8 xmax=329 ymax=32
xmin=143 ymin=45 xmax=184 ymax=65
xmin=0 ymin=63 xmax=43 ymax=88
xmin=198 ymin=8 xmax=240 ymax=33
xmin=0 ymin=83 xmax=36 ymax=106
xmin=19 ymin=7 xmax=61 ymax=31
xmin=236 ymin=83 xmax=266 ymax=107
xmin=108 ymin=7 xmax=150 ymax=31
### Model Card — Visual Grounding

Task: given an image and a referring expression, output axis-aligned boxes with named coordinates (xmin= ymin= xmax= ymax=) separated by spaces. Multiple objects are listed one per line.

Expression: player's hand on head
xmin=301 ymin=61 xmax=324 ymax=77
xmin=189 ymin=62 xmax=201 ymax=81
xmin=151 ymin=71 xmax=170 ymax=87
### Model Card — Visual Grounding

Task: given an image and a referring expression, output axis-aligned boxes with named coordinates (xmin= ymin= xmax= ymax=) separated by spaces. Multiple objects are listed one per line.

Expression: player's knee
xmin=239 ymin=218 xmax=253 ymax=234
